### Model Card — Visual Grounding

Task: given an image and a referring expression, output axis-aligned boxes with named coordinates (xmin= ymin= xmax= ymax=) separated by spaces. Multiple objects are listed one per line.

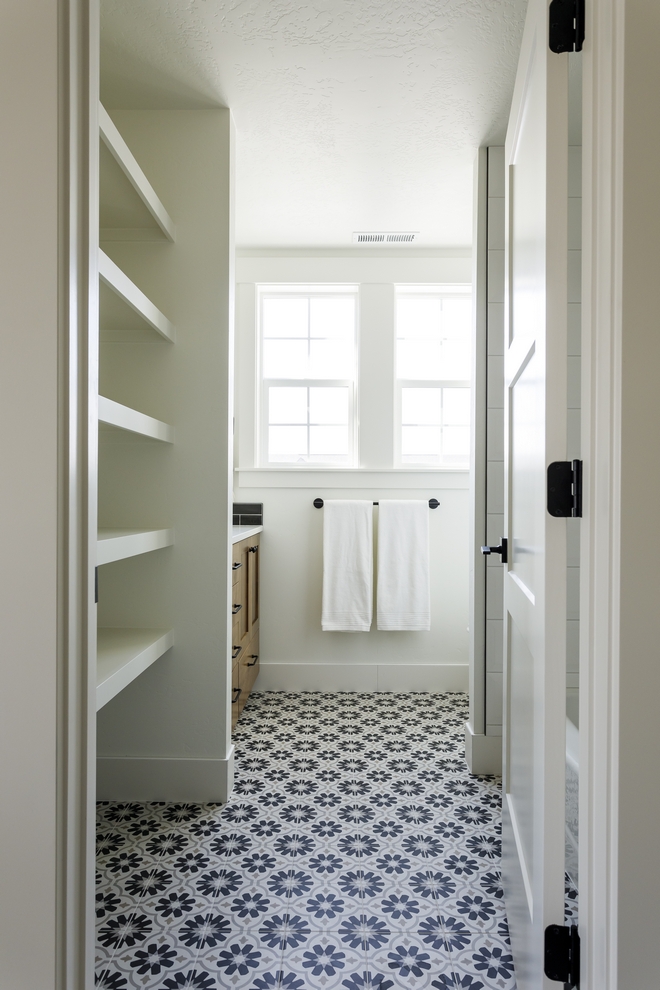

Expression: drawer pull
xmin=248 ymin=546 xmax=258 ymax=553
xmin=232 ymin=562 xmax=242 ymax=571
xmin=232 ymin=687 xmax=241 ymax=703
xmin=232 ymin=645 xmax=242 ymax=660
xmin=232 ymin=604 xmax=243 ymax=615
xmin=246 ymin=655 xmax=259 ymax=667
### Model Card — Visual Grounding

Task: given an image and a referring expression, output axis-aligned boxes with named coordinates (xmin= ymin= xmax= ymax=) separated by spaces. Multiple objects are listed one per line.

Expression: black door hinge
xmin=549 ymin=0 xmax=585 ymax=53
xmin=547 ymin=459 xmax=582 ymax=517
xmin=545 ymin=924 xmax=580 ymax=987
xmin=481 ymin=538 xmax=508 ymax=564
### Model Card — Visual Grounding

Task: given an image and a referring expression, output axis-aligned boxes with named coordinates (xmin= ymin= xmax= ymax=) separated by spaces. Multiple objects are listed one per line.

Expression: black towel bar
xmin=313 ymin=497 xmax=439 ymax=509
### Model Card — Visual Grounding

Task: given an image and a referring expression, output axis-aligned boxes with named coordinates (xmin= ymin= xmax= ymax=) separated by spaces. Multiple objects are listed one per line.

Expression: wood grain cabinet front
xmin=239 ymin=631 xmax=259 ymax=703
xmin=231 ymin=534 xmax=260 ymax=730
xmin=231 ymin=658 xmax=240 ymax=731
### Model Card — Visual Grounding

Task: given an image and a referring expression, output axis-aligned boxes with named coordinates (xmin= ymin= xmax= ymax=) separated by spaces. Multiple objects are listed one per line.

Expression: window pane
xmin=401 ymin=425 xmax=441 ymax=458
xmin=441 ymin=296 xmax=472 ymax=336
xmin=443 ymin=425 xmax=470 ymax=457
xmin=397 ymin=297 xmax=442 ymax=339
xmin=443 ymin=387 xmax=470 ymax=425
xmin=439 ymin=338 xmax=471 ymax=380
xmin=269 ymin=425 xmax=307 ymax=460
xmin=309 ymin=339 xmax=353 ymax=378
xmin=263 ymin=339 xmax=308 ymax=378
xmin=397 ymin=339 xmax=442 ymax=379
xmin=263 ymin=297 xmax=308 ymax=338
xmin=260 ymin=288 xmax=357 ymax=467
xmin=310 ymin=297 xmax=355 ymax=339
xmin=400 ymin=452 xmax=441 ymax=466
xmin=269 ymin=387 xmax=307 ymax=424
xmin=310 ymin=387 xmax=348 ymax=424
xmin=309 ymin=425 xmax=348 ymax=457
xmin=402 ymin=387 xmax=441 ymax=425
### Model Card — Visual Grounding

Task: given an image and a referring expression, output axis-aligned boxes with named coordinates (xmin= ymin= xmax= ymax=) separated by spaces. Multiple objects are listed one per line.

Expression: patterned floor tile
xmin=564 ymin=872 xmax=579 ymax=925
xmin=289 ymin=881 xmax=364 ymax=928
xmin=450 ymin=934 xmax=516 ymax=990
xmin=277 ymin=932 xmax=365 ymax=989
xmin=367 ymin=931 xmax=455 ymax=989
xmin=197 ymin=934 xmax=282 ymax=989
xmin=96 ymin=692 xmax=516 ymax=990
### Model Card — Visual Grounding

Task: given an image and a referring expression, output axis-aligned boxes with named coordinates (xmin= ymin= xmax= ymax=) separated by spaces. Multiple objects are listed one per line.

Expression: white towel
xmin=322 ymin=500 xmax=373 ymax=632
xmin=377 ymin=500 xmax=430 ymax=631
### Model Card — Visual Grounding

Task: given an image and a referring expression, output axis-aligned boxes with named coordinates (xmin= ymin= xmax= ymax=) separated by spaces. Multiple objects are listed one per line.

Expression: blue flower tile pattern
xmin=95 ymin=691 xmax=517 ymax=989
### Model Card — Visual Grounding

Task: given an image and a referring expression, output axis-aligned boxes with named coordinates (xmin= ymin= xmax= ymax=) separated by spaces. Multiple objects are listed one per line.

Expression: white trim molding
xmin=254 ymin=663 xmax=468 ymax=694
xmin=464 ymin=723 xmax=502 ymax=775
xmin=0 ymin=0 xmax=98 ymax=985
xmin=580 ymin=2 xmax=623 ymax=988
xmin=580 ymin=0 xmax=660 ymax=986
xmin=97 ymin=749 xmax=235 ymax=803
xmin=236 ymin=468 xmax=469 ymax=489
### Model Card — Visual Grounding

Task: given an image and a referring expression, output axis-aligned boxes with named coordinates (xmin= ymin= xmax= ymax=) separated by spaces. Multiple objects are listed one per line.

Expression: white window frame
xmin=257 ymin=285 xmax=359 ymax=468
xmin=393 ymin=285 xmax=472 ymax=469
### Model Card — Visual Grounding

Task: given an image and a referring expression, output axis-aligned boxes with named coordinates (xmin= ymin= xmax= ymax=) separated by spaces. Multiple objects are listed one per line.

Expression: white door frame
xmin=0 ymin=0 xmax=98 ymax=985
xmin=581 ymin=0 xmax=660 ymax=987
xmin=578 ymin=2 xmax=622 ymax=980
xmin=60 ymin=0 xmax=100 ymax=984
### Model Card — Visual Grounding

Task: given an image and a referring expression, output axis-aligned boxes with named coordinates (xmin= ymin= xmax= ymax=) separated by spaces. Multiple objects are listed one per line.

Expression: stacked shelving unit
xmin=93 ymin=103 xmax=234 ymax=804
xmin=96 ymin=103 xmax=176 ymax=713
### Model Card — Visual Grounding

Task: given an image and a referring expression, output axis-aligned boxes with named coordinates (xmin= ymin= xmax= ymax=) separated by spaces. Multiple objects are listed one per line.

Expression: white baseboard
xmin=465 ymin=722 xmax=502 ymax=775
xmin=97 ymin=748 xmax=234 ymax=803
xmin=254 ymin=663 xmax=468 ymax=694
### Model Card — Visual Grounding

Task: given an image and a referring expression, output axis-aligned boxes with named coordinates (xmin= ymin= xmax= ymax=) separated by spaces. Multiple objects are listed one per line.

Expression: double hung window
xmin=259 ymin=287 xmax=358 ymax=466
xmin=395 ymin=287 xmax=472 ymax=467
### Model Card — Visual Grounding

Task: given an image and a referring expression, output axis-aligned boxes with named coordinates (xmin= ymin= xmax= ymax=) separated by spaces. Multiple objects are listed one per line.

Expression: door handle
xmin=481 ymin=538 xmax=508 ymax=564
xmin=232 ymin=604 xmax=243 ymax=615
xmin=232 ymin=645 xmax=242 ymax=660
xmin=232 ymin=562 xmax=242 ymax=571
xmin=248 ymin=546 xmax=258 ymax=553
xmin=246 ymin=655 xmax=259 ymax=667
xmin=232 ymin=687 xmax=241 ymax=703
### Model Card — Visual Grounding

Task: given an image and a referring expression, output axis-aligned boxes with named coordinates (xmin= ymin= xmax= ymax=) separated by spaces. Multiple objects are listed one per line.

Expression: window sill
xmin=235 ymin=467 xmax=470 ymax=490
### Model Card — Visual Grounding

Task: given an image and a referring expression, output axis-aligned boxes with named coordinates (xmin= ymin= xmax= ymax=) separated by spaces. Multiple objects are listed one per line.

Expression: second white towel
xmin=322 ymin=500 xmax=373 ymax=632
xmin=377 ymin=499 xmax=430 ymax=631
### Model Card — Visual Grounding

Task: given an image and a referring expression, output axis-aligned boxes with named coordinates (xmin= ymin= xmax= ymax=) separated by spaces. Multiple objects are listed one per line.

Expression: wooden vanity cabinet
xmin=231 ymin=534 xmax=260 ymax=729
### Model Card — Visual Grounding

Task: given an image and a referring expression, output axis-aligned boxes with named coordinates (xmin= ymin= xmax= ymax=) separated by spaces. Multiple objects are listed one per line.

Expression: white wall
xmin=466 ymin=147 xmax=506 ymax=775
xmin=615 ymin=1 xmax=660 ymax=977
xmin=1 ymin=1 xmax=65 ymax=983
xmin=235 ymin=253 xmax=472 ymax=692
xmin=484 ymin=148 xmax=506 ymax=737
xmin=566 ymin=145 xmax=582 ymax=706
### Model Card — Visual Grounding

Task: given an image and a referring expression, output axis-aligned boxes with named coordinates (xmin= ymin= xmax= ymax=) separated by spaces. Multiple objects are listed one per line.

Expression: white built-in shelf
xmin=99 ymin=250 xmax=175 ymax=343
xmin=97 ymin=627 xmax=173 ymax=711
xmin=97 ymin=528 xmax=174 ymax=566
xmin=99 ymin=104 xmax=176 ymax=242
xmin=99 ymin=396 xmax=174 ymax=443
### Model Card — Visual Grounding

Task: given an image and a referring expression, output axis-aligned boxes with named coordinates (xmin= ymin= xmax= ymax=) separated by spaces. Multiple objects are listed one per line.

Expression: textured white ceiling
xmin=101 ymin=0 xmax=527 ymax=249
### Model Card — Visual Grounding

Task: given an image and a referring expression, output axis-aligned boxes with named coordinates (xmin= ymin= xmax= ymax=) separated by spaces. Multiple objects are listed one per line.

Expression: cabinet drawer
xmin=231 ymin=660 xmax=240 ymax=729
xmin=232 ymin=541 xmax=243 ymax=586
xmin=239 ymin=631 xmax=259 ymax=701
xmin=231 ymin=543 xmax=249 ymax=647
xmin=231 ymin=536 xmax=260 ymax=733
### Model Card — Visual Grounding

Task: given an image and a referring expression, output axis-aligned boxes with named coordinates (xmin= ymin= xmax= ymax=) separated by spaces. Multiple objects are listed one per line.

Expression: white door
xmin=501 ymin=1 xmax=569 ymax=986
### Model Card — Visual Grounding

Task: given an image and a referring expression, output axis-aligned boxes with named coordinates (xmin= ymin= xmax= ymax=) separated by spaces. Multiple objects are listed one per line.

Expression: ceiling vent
xmin=352 ymin=231 xmax=418 ymax=245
